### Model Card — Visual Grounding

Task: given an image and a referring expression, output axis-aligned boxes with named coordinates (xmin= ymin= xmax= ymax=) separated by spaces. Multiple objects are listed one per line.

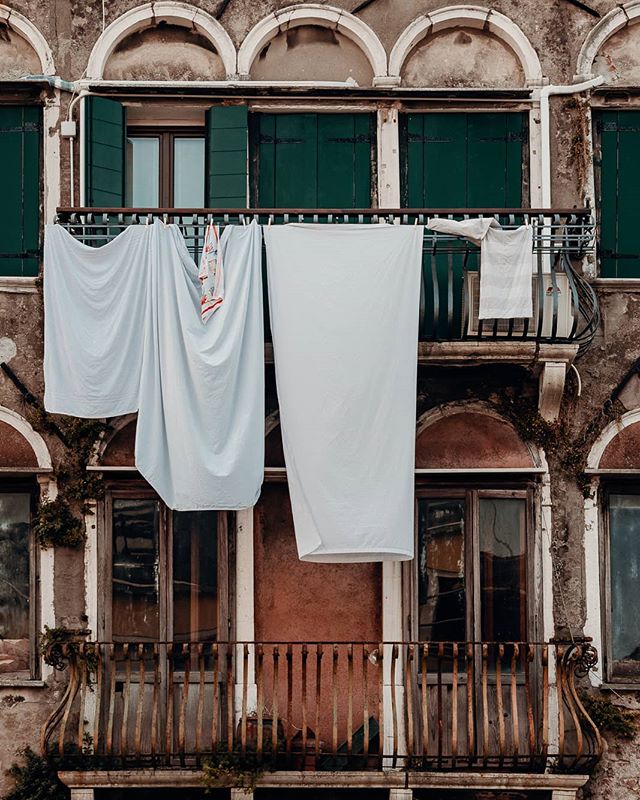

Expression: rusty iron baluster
xmin=347 ymin=644 xmax=354 ymax=758
xmin=421 ymin=643 xmax=429 ymax=763
xmin=178 ymin=643 xmax=191 ymax=763
xmin=302 ymin=644 xmax=309 ymax=762
xmin=481 ymin=643 xmax=489 ymax=766
xmin=166 ymin=644 xmax=175 ymax=762
xmin=466 ymin=643 xmax=474 ymax=766
xmin=58 ymin=644 xmax=80 ymax=757
xmin=391 ymin=644 xmax=399 ymax=768
xmin=211 ymin=643 xmax=219 ymax=752
xmin=315 ymin=645 xmax=323 ymax=760
xmin=134 ymin=643 xmax=146 ymax=760
xmin=196 ymin=643 xmax=205 ymax=759
xmin=556 ymin=645 xmax=566 ymax=761
xmin=241 ymin=644 xmax=249 ymax=757
xmin=363 ymin=645 xmax=370 ymax=765
xmin=436 ymin=642 xmax=444 ymax=768
xmin=256 ymin=644 xmax=264 ymax=760
xmin=151 ymin=644 xmax=160 ymax=760
xmin=511 ymin=644 xmax=520 ymax=763
xmin=497 ymin=644 xmax=505 ymax=766
xmin=405 ymin=644 xmax=415 ymax=760
xmin=93 ymin=644 xmax=103 ymax=756
xmin=451 ymin=642 xmax=458 ymax=767
xmin=272 ymin=646 xmax=280 ymax=757
xmin=120 ymin=643 xmax=132 ymax=758
xmin=332 ymin=645 xmax=339 ymax=758
xmin=542 ymin=644 xmax=549 ymax=760
xmin=77 ymin=643 xmax=88 ymax=753
xmin=286 ymin=644 xmax=293 ymax=765
xmin=524 ymin=644 xmax=535 ymax=761
xmin=106 ymin=644 xmax=117 ymax=757
xmin=226 ymin=644 xmax=234 ymax=753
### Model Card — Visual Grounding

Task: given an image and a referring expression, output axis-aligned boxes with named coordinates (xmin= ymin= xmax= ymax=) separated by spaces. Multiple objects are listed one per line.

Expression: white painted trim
xmin=36 ymin=476 xmax=57 ymax=681
xmin=0 ymin=4 xmax=55 ymax=75
xmin=377 ymin=108 xmax=400 ymax=208
xmin=586 ymin=407 xmax=640 ymax=469
xmin=382 ymin=561 xmax=406 ymax=767
xmin=43 ymin=100 xmax=61 ymax=225
xmin=0 ymin=406 xmax=52 ymax=469
xmin=388 ymin=5 xmax=543 ymax=86
xmin=86 ymin=1 xmax=237 ymax=80
xmin=576 ymin=0 xmax=640 ymax=80
xmin=237 ymin=4 xmax=388 ymax=81
xmin=583 ymin=483 xmax=603 ymax=686
xmin=83 ymin=500 xmax=99 ymax=640
xmin=235 ymin=508 xmax=257 ymax=718
xmin=89 ymin=413 xmax=136 ymax=467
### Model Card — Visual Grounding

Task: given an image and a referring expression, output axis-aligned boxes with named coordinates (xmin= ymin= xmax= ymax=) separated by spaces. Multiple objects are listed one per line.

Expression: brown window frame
xmin=125 ymin=126 xmax=205 ymax=208
xmin=98 ymin=481 xmax=231 ymax=646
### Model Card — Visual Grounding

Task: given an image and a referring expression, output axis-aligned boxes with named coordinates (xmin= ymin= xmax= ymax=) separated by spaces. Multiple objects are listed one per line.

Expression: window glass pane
xmin=479 ymin=497 xmax=526 ymax=642
xmin=609 ymin=494 xmax=640 ymax=673
xmin=418 ymin=498 xmax=466 ymax=642
xmin=0 ymin=493 xmax=30 ymax=677
xmin=112 ymin=499 xmax=160 ymax=641
xmin=173 ymin=138 xmax=205 ymax=208
xmin=172 ymin=511 xmax=218 ymax=642
xmin=126 ymin=137 xmax=160 ymax=207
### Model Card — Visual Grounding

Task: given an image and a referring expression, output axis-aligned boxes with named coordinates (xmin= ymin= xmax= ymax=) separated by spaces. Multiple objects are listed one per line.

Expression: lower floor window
xmin=0 ymin=487 xmax=36 ymax=678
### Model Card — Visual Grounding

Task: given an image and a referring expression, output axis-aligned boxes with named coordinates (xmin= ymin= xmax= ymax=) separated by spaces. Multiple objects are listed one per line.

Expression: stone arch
xmin=0 ymin=5 xmax=54 ymax=76
xmin=389 ymin=5 xmax=542 ymax=87
xmin=0 ymin=405 xmax=52 ymax=470
xmin=587 ymin=408 xmax=640 ymax=470
xmin=93 ymin=414 xmax=137 ymax=467
xmin=86 ymin=1 xmax=236 ymax=80
xmin=577 ymin=1 xmax=640 ymax=82
xmin=237 ymin=4 xmax=388 ymax=83
xmin=416 ymin=401 xmax=542 ymax=470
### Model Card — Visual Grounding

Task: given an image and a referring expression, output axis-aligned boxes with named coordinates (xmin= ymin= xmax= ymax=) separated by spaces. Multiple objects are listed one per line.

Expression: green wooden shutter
xmin=85 ymin=96 xmax=125 ymax=207
xmin=0 ymin=106 xmax=40 ymax=277
xmin=253 ymin=113 xmax=373 ymax=208
xmin=403 ymin=112 xmax=526 ymax=338
xmin=597 ymin=111 xmax=640 ymax=278
xmin=206 ymin=105 xmax=248 ymax=208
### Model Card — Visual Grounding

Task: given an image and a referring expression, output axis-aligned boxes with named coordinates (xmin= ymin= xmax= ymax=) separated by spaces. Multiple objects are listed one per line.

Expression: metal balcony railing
xmin=55 ymin=208 xmax=600 ymax=355
xmin=41 ymin=638 xmax=603 ymax=774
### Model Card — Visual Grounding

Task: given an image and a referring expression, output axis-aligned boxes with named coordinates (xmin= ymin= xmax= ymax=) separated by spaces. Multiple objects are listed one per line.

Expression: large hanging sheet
xmin=44 ymin=220 xmax=264 ymax=510
xmin=265 ymin=224 xmax=424 ymax=562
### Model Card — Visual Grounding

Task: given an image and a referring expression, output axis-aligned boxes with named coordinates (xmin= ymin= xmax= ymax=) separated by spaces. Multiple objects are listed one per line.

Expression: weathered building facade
xmin=0 ymin=0 xmax=640 ymax=798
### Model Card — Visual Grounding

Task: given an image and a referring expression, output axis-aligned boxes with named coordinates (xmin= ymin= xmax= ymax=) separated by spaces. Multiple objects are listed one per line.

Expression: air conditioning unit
xmin=465 ymin=272 xmax=573 ymax=338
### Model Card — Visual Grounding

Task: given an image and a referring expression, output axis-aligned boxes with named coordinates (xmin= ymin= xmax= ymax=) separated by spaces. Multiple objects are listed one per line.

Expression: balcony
xmin=42 ymin=638 xmax=603 ymax=778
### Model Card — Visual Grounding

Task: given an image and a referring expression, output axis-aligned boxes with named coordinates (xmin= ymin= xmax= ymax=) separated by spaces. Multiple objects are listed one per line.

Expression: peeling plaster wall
xmin=0 ymin=25 xmax=40 ymax=78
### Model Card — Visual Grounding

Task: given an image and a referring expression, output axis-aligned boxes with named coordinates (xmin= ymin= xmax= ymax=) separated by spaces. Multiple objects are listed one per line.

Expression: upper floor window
xmin=0 ymin=105 xmax=40 ymax=277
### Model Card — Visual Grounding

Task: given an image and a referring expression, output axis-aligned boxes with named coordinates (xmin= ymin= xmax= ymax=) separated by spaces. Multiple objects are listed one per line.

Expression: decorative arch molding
xmin=388 ymin=5 xmax=543 ymax=85
xmin=576 ymin=0 xmax=640 ymax=79
xmin=586 ymin=407 xmax=640 ymax=469
xmin=237 ymin=3 xmax=388 ymax=82
xmin=90 ymin=413 xmax=137 ymax=466
xmin=0 ymin=4 xmax=55 ymax=75
xmin=0 ymin=405 xmax=52 ymax=469
xmin=86 ymin=1 xmax=237 ymax=80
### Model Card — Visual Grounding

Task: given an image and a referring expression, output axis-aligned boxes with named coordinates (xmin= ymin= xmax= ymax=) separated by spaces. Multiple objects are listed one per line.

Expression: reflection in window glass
xmin=112 ymin=499 xmax=160 ymax=642
xmin=173 ymin=138 xmax=205 ymax=208
xmin=479 ymin=497 xmax=526 ymax=642
xmin=418 ymin=499 xmax=466 ymax=642
xmin=173 ymin=511 xmax=218 ymax=642
xmin=609 ymin=494 xmax=640 ymax=674
xmin=0 ymin=493 xmax=30 ymax=677
xmin=126 ymin=137 xmax=160 ymax=207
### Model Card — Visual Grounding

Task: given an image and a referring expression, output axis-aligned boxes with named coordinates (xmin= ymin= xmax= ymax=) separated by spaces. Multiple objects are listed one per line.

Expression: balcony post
xmin=382 ymin=561 xmax=406 ymax=768
xmin=69 ymin=791 xmax=94 ymax=800
xmin=235 ymin=508 xmax=257 ymax=722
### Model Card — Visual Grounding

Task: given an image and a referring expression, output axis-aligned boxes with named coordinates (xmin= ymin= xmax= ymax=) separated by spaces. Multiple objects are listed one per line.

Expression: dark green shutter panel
xmin=85 ymin=96 xmax=125 ymax=207
xmin=598 ymin=111 xmax=640 ymax=278
xmin=206 ymin=105 xmax=248 ymax=208
xmin=253 ymin=113 xmax=373 ymax=208
xmin=0 ymin=106 xmax=40 ymax=277
xmin=403 ymin=112 xmax=526 ymax=338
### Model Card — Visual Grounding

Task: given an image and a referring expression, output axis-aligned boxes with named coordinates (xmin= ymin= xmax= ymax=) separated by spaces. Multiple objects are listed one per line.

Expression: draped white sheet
xmin=265 ymin=224 xmax=424 ymax=562
xmin=44 ymin=220 xmax=264 ymax=511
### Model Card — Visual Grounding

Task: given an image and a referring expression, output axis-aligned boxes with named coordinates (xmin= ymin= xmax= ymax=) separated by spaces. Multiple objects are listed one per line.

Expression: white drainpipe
xmin=539 ymin=75 xmax=604 ymax=207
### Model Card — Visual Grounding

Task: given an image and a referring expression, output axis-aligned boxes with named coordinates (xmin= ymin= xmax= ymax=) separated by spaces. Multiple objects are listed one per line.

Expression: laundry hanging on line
xmin=44 ymin=220 xmax=264 ymax=511
xmin=265 ymin=223 xmax=424 ymax=563
xmin=426 ymin=217 xmax=534 ymax=320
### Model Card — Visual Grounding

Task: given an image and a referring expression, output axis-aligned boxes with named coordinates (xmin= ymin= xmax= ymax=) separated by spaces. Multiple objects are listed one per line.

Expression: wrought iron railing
xmin=42 ymin=638 xmax=602 ymax=773
xmin=55 ymin=208 xmax=600 ymax=354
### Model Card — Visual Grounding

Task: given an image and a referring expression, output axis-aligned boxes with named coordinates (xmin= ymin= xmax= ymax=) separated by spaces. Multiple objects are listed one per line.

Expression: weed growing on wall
xmin=2 ymin=747 xmax=68 ymax=800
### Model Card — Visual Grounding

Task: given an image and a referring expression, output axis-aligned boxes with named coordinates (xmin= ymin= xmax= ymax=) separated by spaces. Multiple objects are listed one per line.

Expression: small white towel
xmin=198 ymin=223 xmax=225 ymax=322
xmin=426 ymin=217 xmax=534 ymax=319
